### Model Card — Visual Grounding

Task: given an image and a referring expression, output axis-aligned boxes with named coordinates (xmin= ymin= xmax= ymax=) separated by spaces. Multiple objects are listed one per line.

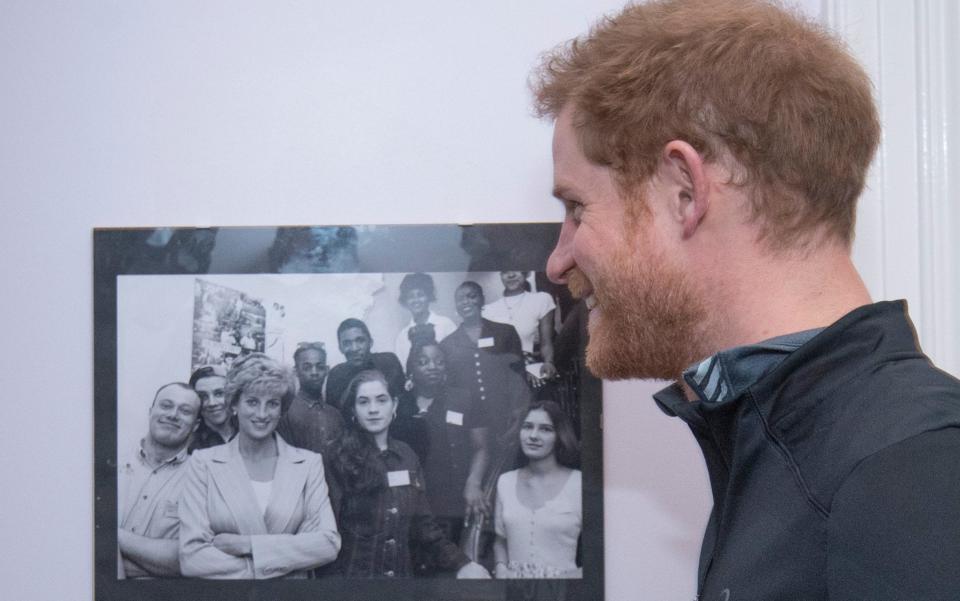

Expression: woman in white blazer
xmin=179 ymin=353 xmax=341 ymax=578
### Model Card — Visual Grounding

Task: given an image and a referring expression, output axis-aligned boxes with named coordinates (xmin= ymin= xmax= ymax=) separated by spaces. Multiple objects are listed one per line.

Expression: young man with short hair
xmin=276 ymin=342 xmax=344 ymax=454
xmin=117 ymin=383 xmax=200 ymax=578
xmin=325 ymin=318 xmax=405 ymax=410
xmin=536 ymin=0 xmax=960 ymax=598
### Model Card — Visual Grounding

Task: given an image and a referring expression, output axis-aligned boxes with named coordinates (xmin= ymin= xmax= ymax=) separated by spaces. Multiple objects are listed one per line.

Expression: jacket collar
xmin=137 ymin=438 xmax=190 ymax=468
xmin=656 ymin=300 xmax=923 ymax=470
xmin=656 ymin=301 xmax=918 ymax=419
xmin=655 ymin=301 xmax=924 ymax=525
xmin=750 ymin=300 xmax=920 ymax=424
xmin=681 ymin=328 xmax=822 ymax=406
xmin=206 ymin=434 xmax=312 ymax=534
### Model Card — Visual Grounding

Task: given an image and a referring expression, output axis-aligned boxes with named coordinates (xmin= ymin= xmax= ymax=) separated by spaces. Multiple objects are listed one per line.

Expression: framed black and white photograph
xmin=94 ymin=223 xmax=603 ymax=601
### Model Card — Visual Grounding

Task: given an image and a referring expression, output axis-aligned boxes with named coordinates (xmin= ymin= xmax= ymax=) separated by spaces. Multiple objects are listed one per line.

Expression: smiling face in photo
xmin=454 ymin=284 xmax=484 ymax=320
xmin=339 ymin=327 xmax=373 ymax=367
xmin=149 ymin=384 xmax=201 ymax=449
xmin=194 ymin=375 xmax=228 ymax=427
xmin=520 ymin=408 xmax=557 ymax=461
xmin=235 ymin=383 xmax=283 ymax=442
xmin=402 ymin=287 xmax=431 ymax=317
xmin=500 ymin=271 xmax=527 ymax=293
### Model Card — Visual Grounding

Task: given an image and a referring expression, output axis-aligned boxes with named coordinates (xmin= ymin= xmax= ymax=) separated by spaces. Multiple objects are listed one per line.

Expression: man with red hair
xmin=535 ymin=0 xmax=960 ymax=598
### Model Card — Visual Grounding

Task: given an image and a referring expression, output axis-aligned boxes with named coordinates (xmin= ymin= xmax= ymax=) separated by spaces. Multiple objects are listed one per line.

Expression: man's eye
xmin=567 ymin=201 xmax=584 ymax=222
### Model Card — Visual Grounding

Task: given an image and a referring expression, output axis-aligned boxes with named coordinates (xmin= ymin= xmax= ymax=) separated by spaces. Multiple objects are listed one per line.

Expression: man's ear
xmin=659 ymin=140 xmax=710 ymax=239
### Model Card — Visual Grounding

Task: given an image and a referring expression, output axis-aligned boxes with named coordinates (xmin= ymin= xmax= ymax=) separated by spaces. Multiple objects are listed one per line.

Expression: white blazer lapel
xmin=207 ymin=438 xmax=268 ymax=535
xmin=263 ymin=435 xmax=310 ymax=534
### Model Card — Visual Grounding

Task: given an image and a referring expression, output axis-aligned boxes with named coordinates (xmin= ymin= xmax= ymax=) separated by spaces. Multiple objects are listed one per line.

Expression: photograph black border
xmin=94 ymin=222 xmax=604 ymax=601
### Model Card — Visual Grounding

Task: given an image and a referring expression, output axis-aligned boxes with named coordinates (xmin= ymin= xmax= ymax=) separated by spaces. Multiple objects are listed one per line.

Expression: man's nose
xmin=546 ymin=218 xmax=576 ymax=284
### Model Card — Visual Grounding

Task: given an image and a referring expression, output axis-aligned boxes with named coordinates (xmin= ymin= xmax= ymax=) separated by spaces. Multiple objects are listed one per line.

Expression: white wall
xmin=823 ymin=0 xmax=960 ymax=376
xmin=0 ymin=0 xmax=953 ymax=599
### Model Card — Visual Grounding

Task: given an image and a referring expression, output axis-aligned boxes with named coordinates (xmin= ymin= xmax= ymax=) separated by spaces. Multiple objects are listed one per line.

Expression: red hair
xmin=533 ymin=0 xmax=880 ymax=249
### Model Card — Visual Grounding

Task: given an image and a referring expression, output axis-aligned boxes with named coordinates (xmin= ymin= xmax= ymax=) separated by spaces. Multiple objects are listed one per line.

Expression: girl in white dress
xmin=482 ymin=271 xmax=557 ymax=384
xmin=493 ymin=401 xmax=582 ymax=579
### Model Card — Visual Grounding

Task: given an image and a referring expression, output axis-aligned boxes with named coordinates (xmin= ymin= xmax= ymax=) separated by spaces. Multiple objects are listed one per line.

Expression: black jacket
xmin=655 ymin=301 xmax=960 ymax=600
xmin=392 ymin=385 xmax=487 ymax=520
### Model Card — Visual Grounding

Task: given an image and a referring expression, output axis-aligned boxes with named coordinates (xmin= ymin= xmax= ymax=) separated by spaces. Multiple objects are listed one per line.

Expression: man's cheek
xmin=566 ymin=268 xmax=592 ymax=299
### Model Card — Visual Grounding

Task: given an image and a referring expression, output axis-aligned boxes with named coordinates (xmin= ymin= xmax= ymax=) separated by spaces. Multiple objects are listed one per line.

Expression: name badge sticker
xmin=387 ymin=470 xmax=411 ymax=487
xmin=446 ymin=410 xmax=464 ymax=426
xmin=478 ymin=337 xmax=494 ymax=348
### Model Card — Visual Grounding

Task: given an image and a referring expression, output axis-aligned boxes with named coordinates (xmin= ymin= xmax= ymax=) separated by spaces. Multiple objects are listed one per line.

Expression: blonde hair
xmin=224 ymin=353 xmax=296 ymax=414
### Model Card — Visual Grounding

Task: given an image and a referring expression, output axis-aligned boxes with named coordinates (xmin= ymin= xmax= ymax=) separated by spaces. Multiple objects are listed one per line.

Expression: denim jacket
xmin=328 ymin=438 xmax=468 ymax=577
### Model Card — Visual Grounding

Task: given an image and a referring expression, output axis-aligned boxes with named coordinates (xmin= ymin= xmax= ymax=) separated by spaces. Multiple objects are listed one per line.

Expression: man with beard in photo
xmin=276 ymin=342 xmax=343 ymax=455
xmin=536 ymin=0 xmax=960 ymax=599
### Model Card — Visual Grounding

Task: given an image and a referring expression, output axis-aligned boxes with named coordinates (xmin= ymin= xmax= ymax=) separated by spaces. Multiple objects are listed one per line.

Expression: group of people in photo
xmin=117 ymin=272 xmax=584 ymax=580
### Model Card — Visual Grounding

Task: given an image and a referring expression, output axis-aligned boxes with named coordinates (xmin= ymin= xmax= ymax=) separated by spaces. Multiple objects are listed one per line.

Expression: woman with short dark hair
xmin=440 ymin=281 xmax=532 ymax=446
xmin=391 ymin=340 xmax=490 ymax=562
xmin=394 ymin=272 xmax=457 ymax=367
xmin=482 ymin=271 xmax=558 ymax=384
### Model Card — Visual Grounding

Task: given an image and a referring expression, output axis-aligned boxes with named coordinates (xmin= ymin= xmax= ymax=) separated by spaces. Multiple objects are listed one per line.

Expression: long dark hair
xmin=330 ymin=370 xmax=392 ymax=494
xmin=519 ymin=400 xmax=580 ymax=469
